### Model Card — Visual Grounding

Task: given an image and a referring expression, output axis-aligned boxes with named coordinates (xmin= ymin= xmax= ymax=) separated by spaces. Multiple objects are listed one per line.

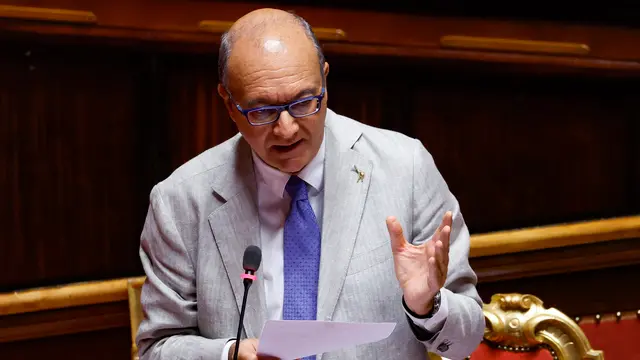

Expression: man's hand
xmin=386 ymin=211 xmax=452 ymax=316
xmin=228 ymin=338 xmax=280 ymax=360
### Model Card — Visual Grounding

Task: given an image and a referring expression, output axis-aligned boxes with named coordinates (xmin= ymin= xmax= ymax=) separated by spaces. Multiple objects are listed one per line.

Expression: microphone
xmin=233 ymin=245 xmax=262 ymax=360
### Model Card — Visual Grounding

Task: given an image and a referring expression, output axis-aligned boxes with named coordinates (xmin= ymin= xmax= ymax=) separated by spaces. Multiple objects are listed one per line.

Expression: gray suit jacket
xmin=137 ymin=109 xmax=484 ymax=360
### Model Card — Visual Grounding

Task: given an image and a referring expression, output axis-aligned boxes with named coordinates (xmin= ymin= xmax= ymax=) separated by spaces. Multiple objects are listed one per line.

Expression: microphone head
xmin=242 ymin=245 xmax=262 ymax=272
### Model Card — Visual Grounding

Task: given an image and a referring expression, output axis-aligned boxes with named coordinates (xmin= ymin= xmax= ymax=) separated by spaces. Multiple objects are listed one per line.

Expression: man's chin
xmin=273 ymin=156 xmax=308 ymax=174
xmin=278 ymin=162 xmax=306 ymax=174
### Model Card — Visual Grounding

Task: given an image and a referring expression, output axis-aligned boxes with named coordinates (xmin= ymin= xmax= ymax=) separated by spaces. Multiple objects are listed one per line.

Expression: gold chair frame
xmin=478 ymin=293 xmax=604 ymax=360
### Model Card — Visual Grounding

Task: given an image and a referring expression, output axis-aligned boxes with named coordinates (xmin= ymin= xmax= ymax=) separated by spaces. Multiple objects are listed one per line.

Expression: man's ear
xmin=323 ymin=61 xmax=330 ymax=78
xmin=217 ymin=83 xmax=235 ymax=119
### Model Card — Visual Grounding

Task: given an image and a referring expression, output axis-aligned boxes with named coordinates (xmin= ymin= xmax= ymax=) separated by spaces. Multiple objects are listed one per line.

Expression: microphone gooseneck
xmin=233 ymin=246 xmax=262 ymax=360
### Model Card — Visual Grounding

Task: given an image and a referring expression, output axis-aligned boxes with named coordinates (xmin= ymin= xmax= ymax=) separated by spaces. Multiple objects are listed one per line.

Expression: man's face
xmin=219 ymin=36 xmax=329 ymax=174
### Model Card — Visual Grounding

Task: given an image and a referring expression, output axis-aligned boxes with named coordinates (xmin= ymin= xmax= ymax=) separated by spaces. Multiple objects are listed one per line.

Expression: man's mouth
xmin=272 ymin=139 xmax=303 ymax=153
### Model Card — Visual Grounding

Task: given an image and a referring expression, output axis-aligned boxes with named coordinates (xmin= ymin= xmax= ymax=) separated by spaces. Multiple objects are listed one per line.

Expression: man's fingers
xmin=434 ymin=234 xmax=448 ymax=282
xmin=439 ymin=224 xmax=451 ymax=269
xmin=427 ymin=211 xmax=453 ymax=249
xmin=433 ymin=211 xmax=452 ymax=253
xmin=386 ymin=216 xmax=407 ymax=252
xmin=436 ymin=213 xmax=448 ymax=233
xmin=443 ymin=211 xmax=453 ymax=226
xmin=443 ymin=211 xmax=452 ymax=251
xmin=427 ymin=250 xmax=441 ymax=292
xmin=230 ymin=338 xmax=264 ymax=360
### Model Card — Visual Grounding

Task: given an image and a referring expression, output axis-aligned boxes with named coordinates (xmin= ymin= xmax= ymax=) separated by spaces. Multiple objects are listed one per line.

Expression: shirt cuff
xmin=403 ymin=290 xmax=449 ymax=333
xmin=221 ymin=339 xmax=235 ymax=360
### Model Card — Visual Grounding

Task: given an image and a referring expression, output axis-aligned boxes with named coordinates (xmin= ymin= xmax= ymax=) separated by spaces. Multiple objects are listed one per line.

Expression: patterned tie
xmin=283 ymin=176 xmax=321 ymax=359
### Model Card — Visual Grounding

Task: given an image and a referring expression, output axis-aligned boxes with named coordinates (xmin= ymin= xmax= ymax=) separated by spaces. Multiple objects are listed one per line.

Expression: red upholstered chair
xmin=467 ymin=293 xmax=603 ymax=360
xmin=578 ymin=311 xmax=640 ymax=360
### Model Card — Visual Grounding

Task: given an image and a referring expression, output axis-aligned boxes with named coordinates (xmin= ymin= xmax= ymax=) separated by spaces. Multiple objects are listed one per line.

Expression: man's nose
xmin=273 ymin=111 xmax=299 ymax=139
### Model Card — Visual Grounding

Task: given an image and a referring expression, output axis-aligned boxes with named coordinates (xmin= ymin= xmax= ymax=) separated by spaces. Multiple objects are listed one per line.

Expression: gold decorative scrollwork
xmin=482 ymin=293 xmax=604 ymax=360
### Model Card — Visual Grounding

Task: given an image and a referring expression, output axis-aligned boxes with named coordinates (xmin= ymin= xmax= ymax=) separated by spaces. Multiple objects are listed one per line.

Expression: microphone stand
xmin=233 ymin=270 xmax=255 ymax=360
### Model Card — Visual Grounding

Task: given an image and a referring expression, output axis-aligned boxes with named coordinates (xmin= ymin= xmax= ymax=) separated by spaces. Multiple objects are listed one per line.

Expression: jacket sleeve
xmin=136 ymin=185 xmax=232 ymax=360
xmin=405 ymin=138 xmax=485 ymax=360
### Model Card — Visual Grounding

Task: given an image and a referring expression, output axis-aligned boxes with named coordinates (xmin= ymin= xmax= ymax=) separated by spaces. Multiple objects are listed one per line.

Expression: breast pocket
xmin=346 ymin=242 xmax=393 ymax=276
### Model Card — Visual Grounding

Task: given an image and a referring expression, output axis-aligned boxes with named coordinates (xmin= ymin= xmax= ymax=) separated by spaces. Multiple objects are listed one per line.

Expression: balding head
xmin=216 ymin=8 xmax=330 ymax=174
xmin=218 ymin=9 xmax=325 ymax=89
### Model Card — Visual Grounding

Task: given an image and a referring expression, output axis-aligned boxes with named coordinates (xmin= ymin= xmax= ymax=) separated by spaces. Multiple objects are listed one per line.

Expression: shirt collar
xmin=252 ymin=132 xmax=326 ymax=199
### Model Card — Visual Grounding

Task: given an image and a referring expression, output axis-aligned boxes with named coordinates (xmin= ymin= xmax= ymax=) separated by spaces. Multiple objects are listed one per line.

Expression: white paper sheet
xmin=257 ymin=320 xmax=396 ymax=359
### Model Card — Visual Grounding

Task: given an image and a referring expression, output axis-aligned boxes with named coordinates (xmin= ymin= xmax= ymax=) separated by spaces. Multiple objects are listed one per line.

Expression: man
xmin=136 ymin=8 xmax=484 ymax=360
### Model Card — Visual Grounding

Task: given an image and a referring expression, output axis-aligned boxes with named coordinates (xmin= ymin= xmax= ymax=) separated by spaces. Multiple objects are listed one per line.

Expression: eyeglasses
xmin=228 ymin=88 xmax=325 ymax=126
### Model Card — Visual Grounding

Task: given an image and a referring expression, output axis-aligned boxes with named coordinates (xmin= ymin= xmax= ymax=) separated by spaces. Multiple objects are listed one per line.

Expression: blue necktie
xmin=283 ymin=176 xmax=321 ymax=360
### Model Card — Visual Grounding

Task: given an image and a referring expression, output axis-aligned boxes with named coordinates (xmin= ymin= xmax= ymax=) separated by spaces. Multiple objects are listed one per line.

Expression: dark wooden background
xmin=2 ymin=36 xmax=638 ymax=293
xmin=0 ymin=0 xmax=639 ymax=358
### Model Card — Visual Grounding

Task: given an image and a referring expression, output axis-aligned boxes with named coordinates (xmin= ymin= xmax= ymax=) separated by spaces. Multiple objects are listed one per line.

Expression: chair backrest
xmin=578 ymin=310 xmax=640 ymax=360
xmin=127 ymin=277 xmax=146 ymax=360
xmin=470 ymin=293 xmax=604 ymax=360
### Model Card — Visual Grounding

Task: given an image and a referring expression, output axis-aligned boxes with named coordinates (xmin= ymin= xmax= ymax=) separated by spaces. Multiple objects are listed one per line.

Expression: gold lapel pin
xmin=352 ymin=165 xmax=365 ymax=183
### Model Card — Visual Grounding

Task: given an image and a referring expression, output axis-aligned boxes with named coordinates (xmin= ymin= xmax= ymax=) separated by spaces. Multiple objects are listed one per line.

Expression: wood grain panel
xmin=471 ymin=237 xmax=640 ymax=282
xmin=2 ymin=39 xmax=637 ymax=292
xmin=0 ymin=41 xmax=156 ymax=292
xmin=477 ymin=264 xmax=640 ymax=317
xmin=328 ymin=54 xmax=639 ymax=233
xmin=0 ymin=4 xmax=97 ymax=24
xmin=439 ymin=35 xmax=591 ymax=56
xmin=0 ymin=325 xmax=130 ymax=360
xmin=411 ymin=77 xmax=637 ymax=233
xmin=0 ymin=301 xmax=129 ymax=343
xmin=160 ymin=53 xmax=236 ymax=168
xmin=0 ymin=278 xmax=131 ymax=316
xmin=0 ymin=0 xmax=640 ymax=66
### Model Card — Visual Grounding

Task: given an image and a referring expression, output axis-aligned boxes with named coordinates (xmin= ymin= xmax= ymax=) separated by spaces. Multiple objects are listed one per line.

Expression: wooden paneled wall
xmin=1 ymin=41 xmax=155 ymax=291
xmin=0 ymin=0 xmax=639 ymax=358
xmin=2 ymin=39 xmax=638 ymax=292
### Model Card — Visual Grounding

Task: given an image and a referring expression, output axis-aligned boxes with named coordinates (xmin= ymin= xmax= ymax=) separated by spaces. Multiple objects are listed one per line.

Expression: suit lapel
xmin=208 ymin=139 xmax=266 ymax=339
xmin=317 ymin=126 xmax=372 ymax=324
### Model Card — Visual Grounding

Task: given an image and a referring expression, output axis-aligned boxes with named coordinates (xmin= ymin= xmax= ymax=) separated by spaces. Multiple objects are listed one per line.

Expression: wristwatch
xmin=403 ymin=290 xmax=441 ymax=319
xmin=426 ymin=290 xmax=441 ymax=318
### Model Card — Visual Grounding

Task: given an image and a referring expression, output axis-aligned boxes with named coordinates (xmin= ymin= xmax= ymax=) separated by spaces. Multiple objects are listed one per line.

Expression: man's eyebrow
xmin=246 ymin=88 xmax=317 ymax=108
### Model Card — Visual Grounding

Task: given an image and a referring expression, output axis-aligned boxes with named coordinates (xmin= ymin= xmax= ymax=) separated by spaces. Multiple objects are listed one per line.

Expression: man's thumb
xmin=386 ymin=216 xmax=406 ymax=252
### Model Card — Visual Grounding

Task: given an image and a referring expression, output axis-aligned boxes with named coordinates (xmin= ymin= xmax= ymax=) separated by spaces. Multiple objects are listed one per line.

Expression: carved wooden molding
xmin=313 ymin=27 xmax=347 ymax=41
xmin=321 ymin=43 xmax=640 ymax=75
xmin=482 ymin=293 xmax=604 ymax=359
xmin=0 ymin=5 xmax=96 ymax=24
xmin=198 ymin=20 xmax=346 ymax=42
xmin=197 ymin=20 xmax=233 ymax=34
xmin=440 ymin=35 xmax=590 ymax=56
xmin=1 ymin=216 xmax=638 ymax=316
xmin=472 ymin=237 xmax=640 ymax=283
xmin=471 ymin=215 xmax=640 ymax=257
xmin=0 ymin=278 xmax=133 ymax=316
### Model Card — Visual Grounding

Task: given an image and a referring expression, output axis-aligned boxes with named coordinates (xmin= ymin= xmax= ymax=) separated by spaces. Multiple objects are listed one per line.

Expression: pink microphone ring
xmin=241 ymin=273 xmax=257 ymax=281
